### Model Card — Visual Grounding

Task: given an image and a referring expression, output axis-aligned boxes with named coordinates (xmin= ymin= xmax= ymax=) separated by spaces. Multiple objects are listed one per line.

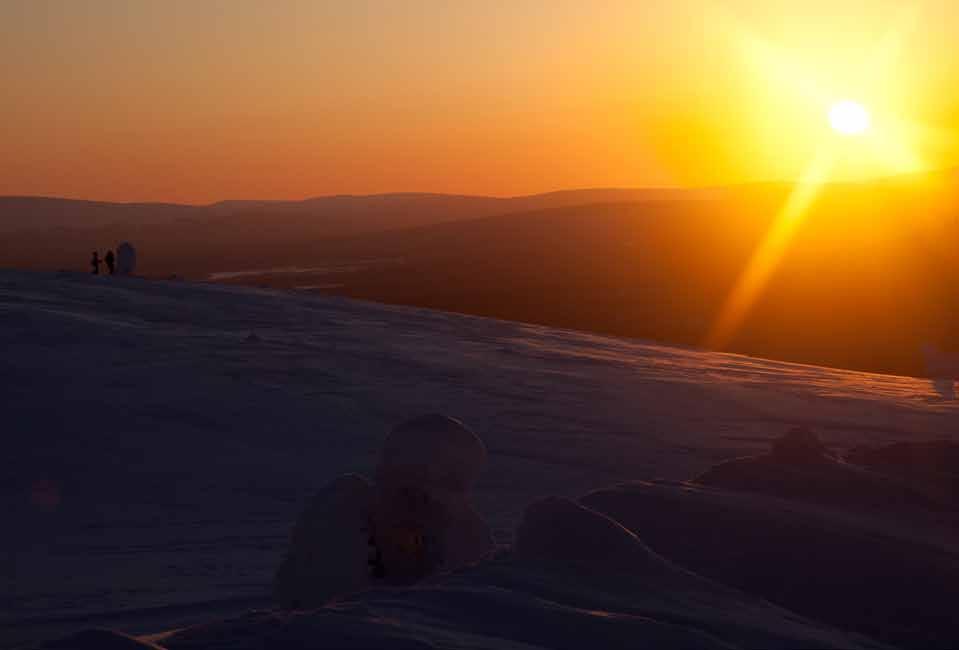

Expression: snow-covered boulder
xmin=274 ymin=474 xmax=374 ymax=609
xmin=372 ymin=415 xmax=493 ymax=583
xmin=116 ymin=242 xmax=137 ymax=276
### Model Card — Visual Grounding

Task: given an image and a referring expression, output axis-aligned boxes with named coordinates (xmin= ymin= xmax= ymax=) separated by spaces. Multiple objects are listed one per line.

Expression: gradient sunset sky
xmin=3 ymin=0 xmax=959 ymax=203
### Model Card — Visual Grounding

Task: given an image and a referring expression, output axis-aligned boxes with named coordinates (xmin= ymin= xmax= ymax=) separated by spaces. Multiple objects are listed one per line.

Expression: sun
xmin=828 ymin=100 xmax=871 ymax=136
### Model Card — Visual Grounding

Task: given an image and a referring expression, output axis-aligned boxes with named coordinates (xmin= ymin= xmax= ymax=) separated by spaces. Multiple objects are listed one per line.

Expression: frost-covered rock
xmin=116 ymin=242 xmax=137 ymax=276
xmin=372 ymin=415 xmax=493 ymax=582
xmin=274 ymin=474 xmax=374 ymax=609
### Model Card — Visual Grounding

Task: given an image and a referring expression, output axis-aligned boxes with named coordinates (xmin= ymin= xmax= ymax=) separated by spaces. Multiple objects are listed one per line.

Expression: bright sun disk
xmin=828 ymin=100 xmax=871 ymax=136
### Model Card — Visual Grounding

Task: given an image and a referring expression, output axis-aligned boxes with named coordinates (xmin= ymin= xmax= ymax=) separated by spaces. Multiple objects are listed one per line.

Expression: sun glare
xmin=828 ymin=100 xmax=871 ymax=136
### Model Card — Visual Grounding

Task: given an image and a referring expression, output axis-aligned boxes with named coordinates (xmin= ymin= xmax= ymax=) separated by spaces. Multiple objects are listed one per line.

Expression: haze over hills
xmin=285 ymin=184 xmax=959 ymax=378
xmin=5 ymin=168 xmax=953 ymax=234
xmin=0 ymin=188 xmax=711 ymax=235
xmin=0 ymin=197 xmax=204 ymax=233
xmin=2 ymin=173 xmax=959 ymax=377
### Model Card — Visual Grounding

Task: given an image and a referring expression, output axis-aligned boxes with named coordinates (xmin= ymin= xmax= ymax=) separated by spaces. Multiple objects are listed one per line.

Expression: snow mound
xmin=376 ymin=414 xmax=487 ymax=493
xmin=274 ymin=474 xmax=374 ymax=609
xmin=582 ymin=479 xmax=959 ymax=648
xmin=696 ymin=426 xmax=942 ymax=515
xmin=846 ymin=439 xmax=959 ymax=505
xmin=769 ymin=425 xmax=831 ymax=462
xmin=515 ymin=496 xmax=659 ymax=575
xmin=847 ymin=439 xmax=959 ymax=473
xmin=274 ymin=416 xmax=493 ymax=607
xmin=372 ymin=414 xmax=493 ymax=582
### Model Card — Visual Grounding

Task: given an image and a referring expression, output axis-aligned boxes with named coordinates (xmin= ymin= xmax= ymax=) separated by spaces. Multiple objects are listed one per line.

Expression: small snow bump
xmin=770 ymin=426 xmax=828 ymax=462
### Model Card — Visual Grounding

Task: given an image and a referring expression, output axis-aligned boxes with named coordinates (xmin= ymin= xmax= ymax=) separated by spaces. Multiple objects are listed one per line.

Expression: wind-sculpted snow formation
xmin=274 ymin=415 xmax=493 ymax=608
xmin=272 ymin=474 xmax=376 ymax=609
xmin=583 ymin=427 xmax=959 ymax=648
xmin=695 ymin=426 xmax=948 ymax=515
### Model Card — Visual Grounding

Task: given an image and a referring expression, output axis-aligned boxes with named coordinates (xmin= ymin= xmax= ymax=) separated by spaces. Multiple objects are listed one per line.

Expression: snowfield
xmin=1 ymin=269 xmax=957 ymax=648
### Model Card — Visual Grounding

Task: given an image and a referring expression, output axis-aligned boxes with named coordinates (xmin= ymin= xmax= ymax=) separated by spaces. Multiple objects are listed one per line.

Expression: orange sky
xmin=2 ymin=1 xmax=959 ymax=203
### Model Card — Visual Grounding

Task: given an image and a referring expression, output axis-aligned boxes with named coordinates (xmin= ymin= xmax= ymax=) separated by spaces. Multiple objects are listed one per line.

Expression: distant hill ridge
xmin=0 ymin=188 xmax=721 ymax=234
xmin=6 ymin=165 xmax=958 ymax=234
xmin=4 ymin=170 xmax=959 ymax=378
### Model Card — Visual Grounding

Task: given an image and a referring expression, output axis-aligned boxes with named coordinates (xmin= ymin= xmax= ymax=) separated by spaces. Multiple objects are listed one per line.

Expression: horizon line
xmin=1 ymin=167 xmax=955 ymax=208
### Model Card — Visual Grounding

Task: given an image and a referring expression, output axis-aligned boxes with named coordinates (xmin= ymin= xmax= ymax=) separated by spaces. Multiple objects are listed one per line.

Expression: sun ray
xmin=705 ymin=148 xmax=836 ymax=350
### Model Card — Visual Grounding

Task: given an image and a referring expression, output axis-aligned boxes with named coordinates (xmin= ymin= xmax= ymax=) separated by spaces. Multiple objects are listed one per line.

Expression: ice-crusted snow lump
xmin=373 ymin=414 xmax=493 ymax=583
xmin=274 ymin=474 xmax=374 ymax=609
xmin=376 ymin=414 xmax=488 ymax=493
xmin=275 ymin=415 xmax=493 ymax=608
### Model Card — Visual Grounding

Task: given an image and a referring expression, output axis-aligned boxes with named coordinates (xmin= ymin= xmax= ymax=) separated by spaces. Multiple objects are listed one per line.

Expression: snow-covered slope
xmin=1 ymin=270 xmax=956 ymax=648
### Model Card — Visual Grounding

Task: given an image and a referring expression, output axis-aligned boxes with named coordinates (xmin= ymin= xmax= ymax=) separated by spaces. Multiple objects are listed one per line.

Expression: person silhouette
xmin=91 ymin=251 xmax=101 ymax=275
xmin=104 ymin=249 xmax=115 ymax=275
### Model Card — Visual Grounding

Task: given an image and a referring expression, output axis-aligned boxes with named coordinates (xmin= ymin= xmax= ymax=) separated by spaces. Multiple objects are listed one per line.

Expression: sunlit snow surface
xmin=1 ymin=270 xmax=955 ymax=646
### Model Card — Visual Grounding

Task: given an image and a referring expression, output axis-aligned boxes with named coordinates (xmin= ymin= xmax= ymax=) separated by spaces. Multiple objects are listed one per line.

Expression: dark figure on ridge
xmin=104 ymin=249 xmax=115 ymax=275
xmin=90 ymin=251 xmax=100 ymax=275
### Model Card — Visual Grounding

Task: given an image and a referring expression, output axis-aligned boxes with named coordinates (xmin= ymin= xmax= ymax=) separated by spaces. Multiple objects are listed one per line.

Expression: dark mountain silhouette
xmin=0 ymin=188 xmax=711 ymax=235
xmin=3 ymin=174 xmax=959 ymax=377
xmin=220 ymin=177 xmax=958 ymax=377
xmin=0 ymin=196 xmax=203 ymax=233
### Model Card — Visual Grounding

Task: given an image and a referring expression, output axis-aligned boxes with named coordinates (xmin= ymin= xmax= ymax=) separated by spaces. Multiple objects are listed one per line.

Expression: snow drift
xmin=43 ymin=497 xmax=883 ymax=650
xmin=583 ymin=430 xmax=959 ymax=648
